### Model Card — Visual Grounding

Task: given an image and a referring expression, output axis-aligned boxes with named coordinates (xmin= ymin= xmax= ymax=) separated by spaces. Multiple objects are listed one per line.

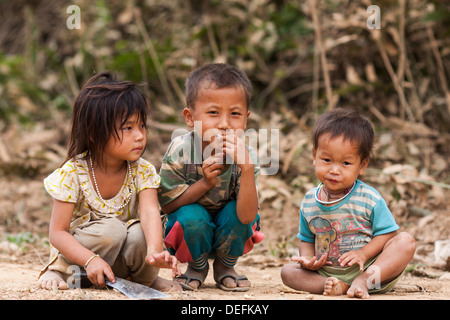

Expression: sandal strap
xmin=174 ymin=273 xmax=205 ymax=291
xmin=216 ymin=273 xmax=248 ymax=285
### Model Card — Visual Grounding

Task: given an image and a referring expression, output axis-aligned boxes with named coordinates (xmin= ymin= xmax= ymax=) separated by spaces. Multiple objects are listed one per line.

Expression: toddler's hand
xmin=146 ymin=251 xmax=181 ymax=278
xmin=338 ymin=250 xmax=368 ymax=270
xmin=291 ymin=254 xmax=332 ymax=270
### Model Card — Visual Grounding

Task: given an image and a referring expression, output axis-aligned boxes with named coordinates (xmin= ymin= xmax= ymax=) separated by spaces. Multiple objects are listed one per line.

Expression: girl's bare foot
xmin=347 ymin=277 xmax=370 ymax=299
xmin=150 ymin=276 xmax=182 ymax=292
xmin=323 ymin=277 xmax=349 ymax=296
xmin=38 ymin=270 xmax=69 ymax=290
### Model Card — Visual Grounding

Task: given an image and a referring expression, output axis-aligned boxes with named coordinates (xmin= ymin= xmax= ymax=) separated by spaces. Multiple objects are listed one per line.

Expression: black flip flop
xmin=215 ymin=274 xmax=250 ymax=292
xmin=174 ymin=273 xmax=205 ymax=291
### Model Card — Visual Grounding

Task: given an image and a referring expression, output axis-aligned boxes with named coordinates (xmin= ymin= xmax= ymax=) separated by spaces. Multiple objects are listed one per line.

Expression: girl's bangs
xmin=117 ymin=89 xmax=148 ymax=127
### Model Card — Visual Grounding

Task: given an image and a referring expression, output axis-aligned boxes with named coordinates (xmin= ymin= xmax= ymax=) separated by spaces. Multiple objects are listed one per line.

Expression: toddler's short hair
xmin=185 ymin=63 xmax=252 ymax=109
xmin=312 ymin=108 xmax=374 ymax=161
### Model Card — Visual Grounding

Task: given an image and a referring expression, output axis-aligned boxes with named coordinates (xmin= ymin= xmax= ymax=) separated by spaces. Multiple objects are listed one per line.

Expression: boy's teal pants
xmin=164 ymin=200 xmax=264 ymax=270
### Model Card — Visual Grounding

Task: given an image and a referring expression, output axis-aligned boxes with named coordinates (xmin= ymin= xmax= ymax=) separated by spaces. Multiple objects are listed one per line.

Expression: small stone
xmin=0 ymin=241 xmax=19 ymax=254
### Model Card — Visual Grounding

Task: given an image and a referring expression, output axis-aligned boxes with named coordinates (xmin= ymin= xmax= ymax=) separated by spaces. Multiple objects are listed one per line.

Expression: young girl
xmin=38 ymin=72 xmax=181 ymax=292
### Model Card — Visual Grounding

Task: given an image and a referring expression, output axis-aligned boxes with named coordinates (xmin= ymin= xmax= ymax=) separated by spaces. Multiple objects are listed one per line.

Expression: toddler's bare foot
xmin=347 ymin=277 xmax=370 ymax=299
xmin=323 ymin=277 xmax=349 ymax=296
xmin=38 ymin=270 xmax=69 ymax=290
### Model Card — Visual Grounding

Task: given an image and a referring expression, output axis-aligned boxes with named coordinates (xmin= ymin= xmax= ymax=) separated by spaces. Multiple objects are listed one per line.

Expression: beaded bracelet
xmin=84 ymin=254 xmax=99 ymax=269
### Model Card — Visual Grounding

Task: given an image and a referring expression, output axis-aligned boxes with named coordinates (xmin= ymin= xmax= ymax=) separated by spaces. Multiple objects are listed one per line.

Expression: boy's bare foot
xmin=213 ymin=259 xmax=250 ymax=291
xmin=323 ymin=277 xmax=349 ymax=296
xmin=38 ymin=270 xmax=69 ymax=290
xmin=150 ymin=276 xmax=182 ymax=292
xmin=174 ymin=264 xmax=209 ymax=290
xmin=347 ymin=277 xmax=370 ymax=299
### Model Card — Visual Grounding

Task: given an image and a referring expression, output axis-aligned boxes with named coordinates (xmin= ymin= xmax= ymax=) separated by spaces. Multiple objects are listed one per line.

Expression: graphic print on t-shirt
xmin=308 ymin=217 xmax=337 ymax=260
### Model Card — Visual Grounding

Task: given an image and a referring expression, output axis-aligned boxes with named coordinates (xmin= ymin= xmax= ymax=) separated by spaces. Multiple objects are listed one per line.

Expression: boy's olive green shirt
xmin=158 ymin=131 xmax=260 ymax=215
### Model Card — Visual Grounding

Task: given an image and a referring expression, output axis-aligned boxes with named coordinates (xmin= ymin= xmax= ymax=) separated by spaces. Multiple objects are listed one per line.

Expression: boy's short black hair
xmin=185 ymin=63 xmax=252 ymax=109
xmin=312 ymin=108 xmax=374 ymax=161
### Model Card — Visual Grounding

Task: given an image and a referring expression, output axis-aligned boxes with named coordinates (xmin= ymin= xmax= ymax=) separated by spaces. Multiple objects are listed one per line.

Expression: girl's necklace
xmin=315 ymin=181 xmax=356 ymax=205
xmin=89 ymin=156 xmax=133 ymax=210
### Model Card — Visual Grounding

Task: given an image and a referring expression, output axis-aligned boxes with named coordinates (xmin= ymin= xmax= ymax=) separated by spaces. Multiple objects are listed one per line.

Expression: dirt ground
xmin=0 ymin=174 xmax=449 ymax=301
xmin=0 ymin=252 xmax=449 ymax=301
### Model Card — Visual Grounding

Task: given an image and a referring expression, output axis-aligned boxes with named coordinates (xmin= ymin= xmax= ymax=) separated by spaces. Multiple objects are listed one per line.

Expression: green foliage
xmin=270 ymin=2 xmax=312 ymax=51
xmin=0 ymin=61 xmax=69 ymax=127
xmin=6 ymin=232 xmax=39 ymax=247
xmin=0 ymin=0 xmax=448 ymax=133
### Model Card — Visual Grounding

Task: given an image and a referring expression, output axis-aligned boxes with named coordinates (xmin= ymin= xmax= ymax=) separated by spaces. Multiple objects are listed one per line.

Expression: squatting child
xmin=158 ymin=63 xmax=264 ymax=291
xmin=38 ymin=72 xmax=180 ymax=291
xmin=281 ymin=108 xmax=416 ymax=299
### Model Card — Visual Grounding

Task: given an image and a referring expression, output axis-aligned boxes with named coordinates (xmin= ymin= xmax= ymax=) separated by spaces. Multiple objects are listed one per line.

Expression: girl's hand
xmin=146 ymin=251 xmax=181 ymax=278
xmin=291 ymin=254 xmax=332 ymax=270
xmin=338 ymin=250 xmax=368 ymax=270
xmin=85 ymin=256 xmax=115 ymax=288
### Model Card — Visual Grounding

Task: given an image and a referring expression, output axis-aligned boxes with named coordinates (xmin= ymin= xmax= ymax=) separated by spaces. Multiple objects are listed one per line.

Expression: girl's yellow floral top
xmin=44 ymin=152 xmax=161 ymax=232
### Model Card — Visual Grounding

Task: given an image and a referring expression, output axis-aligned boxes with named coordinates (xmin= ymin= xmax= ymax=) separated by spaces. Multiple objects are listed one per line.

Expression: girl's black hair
xmin=66 ymin=71 xmax=148 ymax=165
